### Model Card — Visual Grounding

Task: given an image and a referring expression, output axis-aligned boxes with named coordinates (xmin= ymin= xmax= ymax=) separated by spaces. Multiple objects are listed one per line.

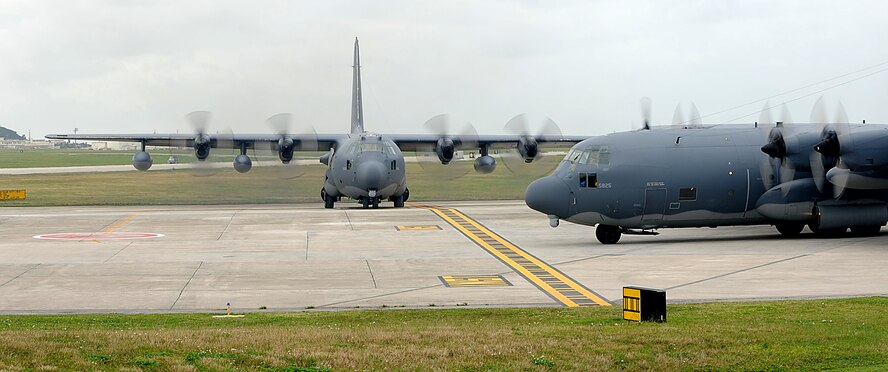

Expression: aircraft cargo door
xmin=641 ymin=188 xmax=667 ymax=225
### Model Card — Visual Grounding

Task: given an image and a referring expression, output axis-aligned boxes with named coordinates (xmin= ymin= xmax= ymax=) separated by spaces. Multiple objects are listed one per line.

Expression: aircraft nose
xmin=525 ymin=176 xmax=570 ymax=218
xmin=356 ymin=161 xmax=386 ymax=190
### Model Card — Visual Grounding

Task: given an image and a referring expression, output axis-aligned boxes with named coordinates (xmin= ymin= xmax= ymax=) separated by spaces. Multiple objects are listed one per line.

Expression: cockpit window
xmin=564 ymin=145 xmax=610 ymax=166
xmin=351 ymin=141 xmax=398 ymax=155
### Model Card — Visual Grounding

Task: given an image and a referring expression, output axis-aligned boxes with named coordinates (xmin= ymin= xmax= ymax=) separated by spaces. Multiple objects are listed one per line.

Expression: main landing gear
xmin=595 ymin=225 xmax=622 ymax=245
xmin=321 ymin=188 xmax=338 ymax=209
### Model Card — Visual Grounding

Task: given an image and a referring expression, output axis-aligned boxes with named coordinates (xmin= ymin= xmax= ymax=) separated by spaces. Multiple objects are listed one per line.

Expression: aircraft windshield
xmin=564 ymin=145 xmax=609 ymax=166
xmin=351 ymin=141 xmax=398 ymax=155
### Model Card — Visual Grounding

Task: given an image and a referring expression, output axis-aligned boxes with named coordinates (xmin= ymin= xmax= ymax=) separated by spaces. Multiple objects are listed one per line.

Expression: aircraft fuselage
xmin=526 ymin=124 xmax=888 ymax=239
xmin=324 ymin=132 xmax=407 ymax=206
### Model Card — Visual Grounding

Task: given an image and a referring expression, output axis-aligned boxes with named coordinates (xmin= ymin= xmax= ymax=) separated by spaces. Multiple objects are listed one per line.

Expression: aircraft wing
xmin=45 ymin=133 xmax=345 ymax=151
xmin=388 ymin=134 xmax=587 ymax=152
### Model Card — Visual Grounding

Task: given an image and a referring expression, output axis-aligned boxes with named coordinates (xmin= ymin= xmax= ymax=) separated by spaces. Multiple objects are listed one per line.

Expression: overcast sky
xmin=2 ymin=0 xmax=888 ymax=138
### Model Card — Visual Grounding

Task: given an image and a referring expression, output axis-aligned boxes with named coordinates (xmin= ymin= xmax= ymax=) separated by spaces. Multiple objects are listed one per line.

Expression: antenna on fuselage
xmin=350 ymin=37 xmax=364 ymax=135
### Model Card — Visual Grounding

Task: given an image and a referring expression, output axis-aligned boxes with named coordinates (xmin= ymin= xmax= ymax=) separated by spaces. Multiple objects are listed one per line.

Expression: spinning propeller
xmin=266 ymin=113 xmax=318 ymax=179
xmin=416 ymin=114 xmax=479 ymax=180
xmin=500 ymin=113 xmax=564 ymax=177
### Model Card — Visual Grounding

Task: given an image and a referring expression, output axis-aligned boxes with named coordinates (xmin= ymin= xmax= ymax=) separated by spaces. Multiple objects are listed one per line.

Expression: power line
xmin=677 ymin=59 xmax=888 ymax=125
xmin=724 ymin=65 xmax=888 ymax=123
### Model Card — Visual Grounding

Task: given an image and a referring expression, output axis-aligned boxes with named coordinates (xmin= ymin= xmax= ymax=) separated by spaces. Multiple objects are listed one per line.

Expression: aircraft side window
xmin=578 ymin=151 xmax=590 ymax=165
xmin=346 ymin=160 xmax=352 ymax=170
xmin=391 ymin=160 xmax=397 ymax=170
xmin=679 ymin=187 xmax=697 ymax=201
xmin=579 ymin=173 xmax=598 ymax=188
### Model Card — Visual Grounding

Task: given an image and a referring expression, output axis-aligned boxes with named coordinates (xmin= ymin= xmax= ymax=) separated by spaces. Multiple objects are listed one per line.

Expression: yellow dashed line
xmin=410 ymin=203 xmax=610 ymax=307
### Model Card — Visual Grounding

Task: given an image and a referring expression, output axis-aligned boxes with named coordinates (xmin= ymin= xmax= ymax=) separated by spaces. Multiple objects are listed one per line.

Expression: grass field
xmin=0 ymin=297 xmax=885 ymax=370
xmin=0 ymin=148 xmax=297 ymax=168
xmin=0 ymin=159 xmax=557 ymax=206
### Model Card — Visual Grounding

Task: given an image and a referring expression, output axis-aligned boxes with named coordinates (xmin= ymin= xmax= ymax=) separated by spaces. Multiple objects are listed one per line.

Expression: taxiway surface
xmin=0 ymin=201 xmax=885 ymax=313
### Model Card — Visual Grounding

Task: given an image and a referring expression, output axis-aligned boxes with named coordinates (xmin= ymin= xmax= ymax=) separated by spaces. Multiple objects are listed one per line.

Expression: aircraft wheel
xmin=393 ymin=194 xmax=405 ymax=208
xmin=324 ymin=196 xmax=335 ymax=209
xmin=403 ymin=188 xmax=410 ymax=202
xmin=372 ymin=197 xmax=379 ymax=209
xmin=595 ymin=225 xmax=622 ymax=244
xmin=362 ymin=198 xmax=369 ymax=209
xmin=774 ymin=222 xmax=805 ymax=237
xmin=808 ymin=223 xmax=846 ymax=238
xmin=850 ymin=225 xmax=882 ymax=237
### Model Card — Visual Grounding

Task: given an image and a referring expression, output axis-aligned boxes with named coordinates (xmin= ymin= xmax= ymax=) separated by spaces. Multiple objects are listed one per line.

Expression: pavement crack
xmin=170 ymin=261 xmax=203 ymax=310
xmin=217 ymin=210 xmax=239 ymax=240
xmin=318 ymin=283 xmax=444 ymax=308
xmin=103 ymin=241 xmax=134 ymax=263
xmin=666 ymin=254 xmax=809 ymax=291
xmin=366 ymin=260 xmax=378 ymax=289
xmin=553 ymin=254 xmax=623 ymax=266
xmin=344 ymin=211 xmax=354 ymax=230
xmin=0 ymin=264 xmax=40 ymax=289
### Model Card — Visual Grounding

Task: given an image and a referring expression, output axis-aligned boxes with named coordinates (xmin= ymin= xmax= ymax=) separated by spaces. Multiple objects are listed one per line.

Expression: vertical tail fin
xmin=350 ymin=37 xmax=364 ymax=134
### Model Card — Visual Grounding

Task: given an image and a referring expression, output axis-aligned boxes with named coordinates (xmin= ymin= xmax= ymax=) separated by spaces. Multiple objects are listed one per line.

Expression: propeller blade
xmin=264 ymin=113 xmax=319 ymax=179
xmin=672 ymin=103 xmax=684 ymax=126
xmin=183 ymin=111 xmax=222 ymax=177
xmin=759 ymin=154 xmax=776 ymax=190
xmin=416 ymin=114 xmax=477 ymax=180
xmin=779 ymin=160 xmax=795 ymax=197
xmin=688 ymin=102 xmax=702 ymax=126
xmin=186 ymin=111 xmax=212 ymax=135
xmin=640 ymin=97 xmax=652 ymax=130
xmin=501 ymin=114 xmax=564 ymax=177
xmin=779 ymin=103 xmax=793 ymax=124
xmin=810 ymin=96 xmax=829 ymax=125
xmin=810 ymin=151 xmax=826 ymax=193
xmin=757 ymin=101 xmax=773 ymax=126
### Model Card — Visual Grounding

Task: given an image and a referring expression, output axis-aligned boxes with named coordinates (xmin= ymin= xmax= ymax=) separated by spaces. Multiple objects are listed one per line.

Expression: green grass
xmin=0 ymin=297 xmax=885 ymax=370
xmin=0 ymin=159 xmax=557 ymax=206
xmin=0 ymin=148 xmax=300 ymax=168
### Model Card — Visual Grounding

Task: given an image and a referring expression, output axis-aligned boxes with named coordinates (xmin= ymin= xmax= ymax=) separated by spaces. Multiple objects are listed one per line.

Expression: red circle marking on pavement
xmin=33 ymin=232 xmax=164 ymax=240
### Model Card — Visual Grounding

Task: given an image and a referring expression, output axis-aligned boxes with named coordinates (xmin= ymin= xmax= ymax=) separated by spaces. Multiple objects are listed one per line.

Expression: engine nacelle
xmin=822 ymin=128 xmax=888 ymax=171
xmin=278 ymin=137 xmax=295 ymax=163
xmin=194 ymin=134 xmax=211 ymax=160
xmin=233 ymin=154 xmax=252 ymax=173
xmin=473 ymin=155 xmax=496 ymax=174
xmin=132 ymin=151 xmax=153 ymax=171
xmin=815 ymin=204 xmax=888 ymax=230
xmin=435 ymin=137 xmax=455 ymax=164
xmin=518 ymin=136 xmax=539 ymax=163
xmin=762 ymin=127 xmax=823 ymax=172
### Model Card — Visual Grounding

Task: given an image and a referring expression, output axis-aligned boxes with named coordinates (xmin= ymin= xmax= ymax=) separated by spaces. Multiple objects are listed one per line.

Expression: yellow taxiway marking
xmin=411 ymin=203 xmax=610 ymax=307
xmin=102 ymin=213 xmax=140 ymax=233
xmin=440 ymin=275 xmax=512 ymax=287
xmin=88 ymin=212 xmax=141 ymax=243
xmin=395 ymin=225 xmax=442 ymax=231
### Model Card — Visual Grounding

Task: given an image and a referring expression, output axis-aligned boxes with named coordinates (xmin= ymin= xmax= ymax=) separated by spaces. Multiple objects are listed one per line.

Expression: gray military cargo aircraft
xmin=47 ymin=38 xmax=583 ymax=209
xmin=525 ymin=100 xmax=888 ymax=244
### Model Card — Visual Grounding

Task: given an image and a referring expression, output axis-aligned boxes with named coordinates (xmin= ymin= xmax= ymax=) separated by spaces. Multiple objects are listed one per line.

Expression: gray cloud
xmin=1 ymin=0 xmax=887 ymax=138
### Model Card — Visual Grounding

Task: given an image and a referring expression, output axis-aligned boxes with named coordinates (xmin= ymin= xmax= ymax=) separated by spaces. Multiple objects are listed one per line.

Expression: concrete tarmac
xmin=0 ymin=200 xmax=885 ymax=314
